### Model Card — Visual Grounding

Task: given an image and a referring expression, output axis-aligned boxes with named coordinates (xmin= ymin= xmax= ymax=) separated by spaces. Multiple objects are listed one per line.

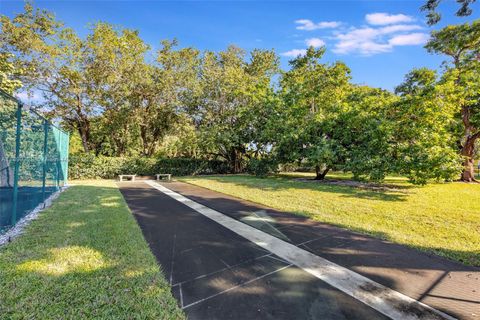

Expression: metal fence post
xmin=42 ymin=119 xmax=48 ymax=203
xmin=11 ymin=102 xmax=22 ymax=226
xmin=65 ymin=132 xmax=70 ymax=184
xmin=55 ymin=128 xmax=61 ymax=190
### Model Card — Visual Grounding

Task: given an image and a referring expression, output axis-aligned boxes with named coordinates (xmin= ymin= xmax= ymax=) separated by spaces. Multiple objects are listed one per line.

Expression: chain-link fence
xmin=0 ymin=89 xmax=69 ymax=233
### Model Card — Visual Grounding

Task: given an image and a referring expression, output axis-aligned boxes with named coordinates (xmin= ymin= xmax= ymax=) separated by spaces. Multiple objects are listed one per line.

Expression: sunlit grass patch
xmin=180 ymin=173 xmax=480 ymax=266
xmin=17 ymin=246 xmax=109 ymax=276
xmin=0 ymin=179 xmax=184 ymax=319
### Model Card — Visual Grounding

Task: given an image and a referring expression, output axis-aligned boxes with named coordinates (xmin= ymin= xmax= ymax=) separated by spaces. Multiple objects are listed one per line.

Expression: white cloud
xmin=281 ymin=49 xmax=307 ymax=57
xmin=333 ymin=37 xmax=392 ymax=55
xmin=333 ymin=23 xmax=427 ymax=55
xmin=295 ymin=19 xmax=341 ymax=31
xmin=388 ymin=33 xmax=430 ymax=46
xmin=305 ymin=38 xmax=325 ymax=48
xmin=378 ymin=24 xmax=422 ymax=34
xmin=365 ymin=13 xmax=414 ymax=25
xmin=285 ymin=13 xmax=424 ymax=57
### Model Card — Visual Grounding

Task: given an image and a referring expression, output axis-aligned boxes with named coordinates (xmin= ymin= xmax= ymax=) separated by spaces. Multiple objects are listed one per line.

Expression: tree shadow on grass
xmin=192 ymin=174 xmax=413 ymax=202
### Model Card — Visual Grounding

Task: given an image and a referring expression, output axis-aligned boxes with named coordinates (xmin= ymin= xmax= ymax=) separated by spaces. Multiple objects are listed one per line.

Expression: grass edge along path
xmin=179 ymin=174 xmax=480 ymax=267
xmin=0 ymin=180 xmax=184 ymax=320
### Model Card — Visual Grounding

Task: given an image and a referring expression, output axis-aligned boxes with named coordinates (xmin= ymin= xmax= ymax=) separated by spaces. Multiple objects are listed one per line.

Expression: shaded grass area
xmin=0 ymin=180 xmax=184 ymax=319
xmin=180 ymin=173 xmax=480 ymax=266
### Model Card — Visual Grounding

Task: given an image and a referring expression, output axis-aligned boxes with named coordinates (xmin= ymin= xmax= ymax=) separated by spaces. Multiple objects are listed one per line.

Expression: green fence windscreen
xmin=0 ymin=89 xmax=69 ymax=233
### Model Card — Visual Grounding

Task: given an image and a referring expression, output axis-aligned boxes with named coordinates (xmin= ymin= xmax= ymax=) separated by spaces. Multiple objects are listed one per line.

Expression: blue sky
xmin=1 ymin=0 xmax=479 ymax=91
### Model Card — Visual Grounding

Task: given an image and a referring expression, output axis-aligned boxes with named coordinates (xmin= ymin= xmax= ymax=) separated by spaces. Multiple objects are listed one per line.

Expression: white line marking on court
xmin=145 ymin=181 xmax=456 ymax=320
xmin=181 ymin=263 xmax=293 ymax=310
xmin=169 ymin=228 xmax=177 ymax=285
xmin=172 ymin=252 xmax=273 ymax=286
xmin=297 ymin=236 xmax=328 ymax=247
xmin=267 ymin=254 xmax=290 ymax=264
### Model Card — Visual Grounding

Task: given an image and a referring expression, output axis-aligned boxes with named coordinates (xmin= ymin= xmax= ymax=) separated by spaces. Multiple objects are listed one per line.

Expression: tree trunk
xmin=140 ymin=125 xmax=148 ymax=156
xmin=78 ymin=124 xmax=90 ymax=153
xmin=460 ymin=136 xmax=477 ymax=182
xmin=459 ymin=99 xmax=479 ymax=182
xmin=314 ymin=165 xmax=329 ymax=180
xmin=0 ymin=140 xmax=13 ymax=187
xmin=114 ymin=122 xmax=129 ymax=157
xmin=228 ymin=148 xmax=243 ymax=174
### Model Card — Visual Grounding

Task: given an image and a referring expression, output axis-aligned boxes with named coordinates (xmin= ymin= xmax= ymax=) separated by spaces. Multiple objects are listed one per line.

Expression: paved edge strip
xmin=144 ymin=180 xmax=456 ymax=320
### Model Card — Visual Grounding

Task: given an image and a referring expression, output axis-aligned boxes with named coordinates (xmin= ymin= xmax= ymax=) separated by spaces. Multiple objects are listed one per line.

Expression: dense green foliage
xmin=425 ymin=21 xmax=480 ymax=181
xmin=69 ymin=155 xmax=229 ymax=179
xmin=1 ymin=3 xmax=479 ymax=184
xmin=0 ymin=52 xmax=22 ymax=94
xmin=245 ymin=158 xmax=278 ymax=177
xmin=0 ymin=180 xmax=184 ymax=318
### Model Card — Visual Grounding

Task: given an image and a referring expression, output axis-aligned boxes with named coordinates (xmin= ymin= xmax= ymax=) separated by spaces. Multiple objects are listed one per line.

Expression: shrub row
xmin=68 ymin=154 xmax=230 ymax=179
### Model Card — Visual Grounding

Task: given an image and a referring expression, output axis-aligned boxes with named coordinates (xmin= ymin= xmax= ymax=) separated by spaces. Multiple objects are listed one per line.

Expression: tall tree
xmin=339 ymin=86 xmax=397 ymax=181
xmin=1 ymin=5 xmax=94 ymax=152
xmin=277 ymin=47 xmax=351 ymax=179
xmin=425 ymin=20 xmax=480 ymax=181
xmin=136 ymin=40 xmax=200 ymax=156
xmin=1 ymin=5 xmax=153 ymax=154
xmin=193 ymin=46 xmax=278 ymax=173
xmin=86 ymin=23 xmax=150 ymax=156
xmin=393 ymin=68 xmax=461 ymax=183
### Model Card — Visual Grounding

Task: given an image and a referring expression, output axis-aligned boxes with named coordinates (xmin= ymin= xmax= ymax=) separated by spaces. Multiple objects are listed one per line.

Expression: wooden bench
xmin=156 ymin=174 xmax=172 ymax=182
xmin=119 ymin=174 xmax=136 ymax=182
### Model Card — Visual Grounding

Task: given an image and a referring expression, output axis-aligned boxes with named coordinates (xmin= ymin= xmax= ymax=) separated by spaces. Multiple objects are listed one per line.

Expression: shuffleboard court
xmin=118 ymin=181 xmax=474 ymax=320
xmin=118 ymin=181 xmax=390 ymax=320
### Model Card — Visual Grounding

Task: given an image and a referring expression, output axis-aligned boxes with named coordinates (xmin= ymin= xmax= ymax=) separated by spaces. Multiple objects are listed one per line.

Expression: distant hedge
xmin=68 ymin=155 xmax=230 ymax=179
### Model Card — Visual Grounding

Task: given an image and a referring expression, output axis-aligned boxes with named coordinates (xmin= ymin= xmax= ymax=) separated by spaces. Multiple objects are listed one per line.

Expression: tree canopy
xmin=1 ymin=3 xmax=479 ymax=184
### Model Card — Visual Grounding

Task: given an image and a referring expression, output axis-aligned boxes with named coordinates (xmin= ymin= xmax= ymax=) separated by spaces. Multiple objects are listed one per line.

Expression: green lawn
xmin=0 ymin=180 xmax=184 ymax=319
xmin=180 ymin=173 xmax=480 ymax=266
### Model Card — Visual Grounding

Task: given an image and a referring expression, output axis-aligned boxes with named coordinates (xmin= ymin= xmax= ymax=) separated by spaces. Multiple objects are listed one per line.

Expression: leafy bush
xmin=246 ymin=158 xmax=278 ymax=177
xmin=68 ymin=154 xmax=229 ymax=179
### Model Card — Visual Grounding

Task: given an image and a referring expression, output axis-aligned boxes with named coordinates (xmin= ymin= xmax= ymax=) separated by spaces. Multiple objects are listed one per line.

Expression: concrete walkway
xmin=118 ymin=181 xmax=479 ymax=320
